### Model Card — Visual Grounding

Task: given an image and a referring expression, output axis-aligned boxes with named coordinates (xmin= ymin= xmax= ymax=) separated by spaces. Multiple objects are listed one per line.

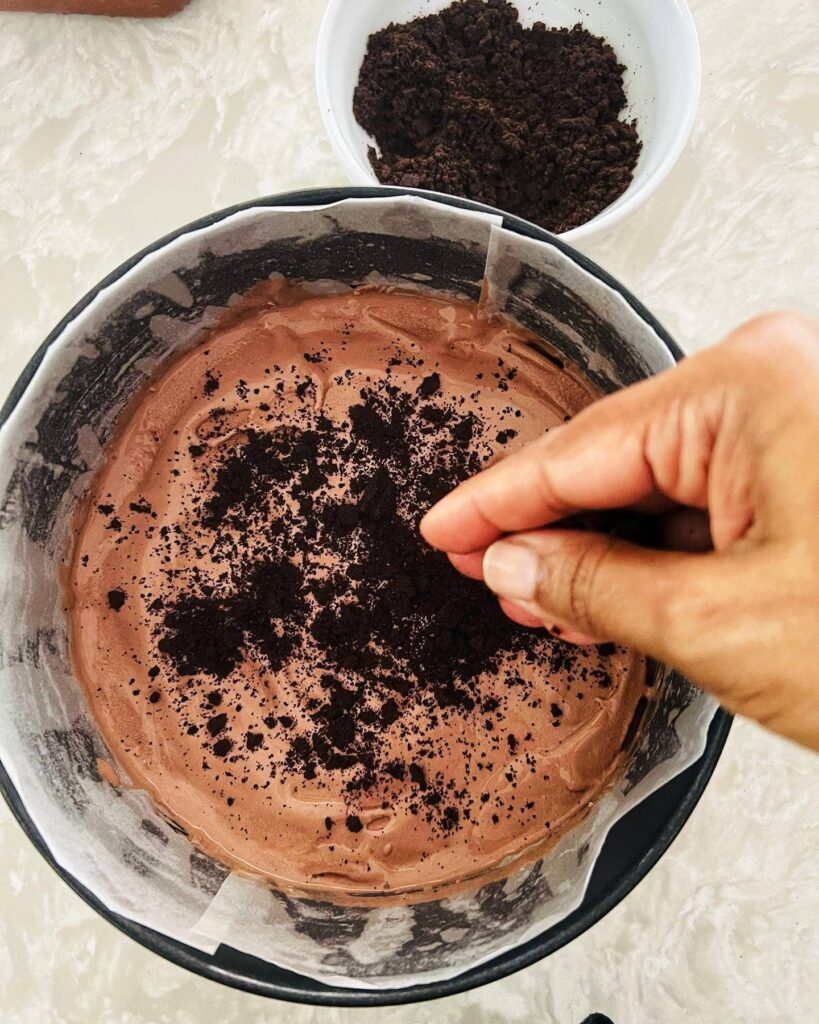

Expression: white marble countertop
xmin=1 ymin=1 xmax=817 ymax=1021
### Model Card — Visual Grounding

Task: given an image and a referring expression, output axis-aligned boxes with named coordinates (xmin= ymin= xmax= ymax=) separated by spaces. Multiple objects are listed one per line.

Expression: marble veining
xmin=0 ymin=0 xmax=817 ymax=1021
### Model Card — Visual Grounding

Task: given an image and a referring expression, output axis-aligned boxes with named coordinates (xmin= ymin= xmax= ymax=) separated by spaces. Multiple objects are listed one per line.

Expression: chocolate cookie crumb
xmin=207 ymin=714 xmax=228 ymax=736
xmin=417 ymin=373 xmax=441 ymax=397
xmin=353 ymin=0 xmax=641 ymax=233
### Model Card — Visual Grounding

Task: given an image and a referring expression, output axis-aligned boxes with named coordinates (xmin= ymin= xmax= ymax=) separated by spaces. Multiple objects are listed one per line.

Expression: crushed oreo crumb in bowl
xmin=316 ymin=0 xmax=702 ymax=242
xmin=0 ymin=188 xmax=729 ymax=1005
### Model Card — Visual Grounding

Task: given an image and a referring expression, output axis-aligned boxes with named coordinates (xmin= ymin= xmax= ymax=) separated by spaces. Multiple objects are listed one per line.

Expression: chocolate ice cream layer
xmin=66 ymin=282 xmax=649 ymax=900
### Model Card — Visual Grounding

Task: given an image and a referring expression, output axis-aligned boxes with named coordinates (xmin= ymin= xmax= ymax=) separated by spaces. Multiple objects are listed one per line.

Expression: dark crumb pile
xmin=76 ymin=280 xmax=651 ymax=872
xmin=353 ymin=0 xmax=642 ymax=233
xmin=90 ymin=346 xmax=623 ymax=843
xmin=142 ymin=368 xmax=604 ymax=836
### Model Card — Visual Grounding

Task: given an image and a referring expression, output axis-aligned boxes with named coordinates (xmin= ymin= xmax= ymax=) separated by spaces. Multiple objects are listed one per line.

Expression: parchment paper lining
xmin=0 ymin=196 xmax=716 ymax=989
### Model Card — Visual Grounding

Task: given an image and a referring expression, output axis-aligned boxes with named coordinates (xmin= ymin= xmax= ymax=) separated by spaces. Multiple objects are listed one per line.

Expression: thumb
xmin=482 ymin=530 xmax=753 ymax=694
xmin=482 ymin=531 xmax=819 ymax=748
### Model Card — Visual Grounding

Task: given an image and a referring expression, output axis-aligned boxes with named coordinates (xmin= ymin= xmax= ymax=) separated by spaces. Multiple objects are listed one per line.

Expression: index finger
xmin=420 ymin=377 xmax=662 ymax=554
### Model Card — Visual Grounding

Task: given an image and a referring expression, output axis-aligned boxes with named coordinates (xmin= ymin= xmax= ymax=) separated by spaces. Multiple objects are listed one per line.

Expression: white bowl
xmin=316 ymin=0 xmax=701 ymax=243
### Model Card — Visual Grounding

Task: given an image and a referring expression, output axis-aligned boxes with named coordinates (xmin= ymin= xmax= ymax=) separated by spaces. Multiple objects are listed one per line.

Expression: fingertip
xmin=508 ymin=599 xmax=608 ymax=646
xmin=418 ymin=507 xmax=440 ymax=546
xmin=421 ymin=490 xmax=497 ymax=554
xmin=448 ymin=549 xmax=486 ymax=581
xmin=419 ymin=494 xmax=458 ymax=549
xmin=553 ymin=628 xmax=608 ymax=646
xmin=498 ymin=597 xmax=546 ymax=628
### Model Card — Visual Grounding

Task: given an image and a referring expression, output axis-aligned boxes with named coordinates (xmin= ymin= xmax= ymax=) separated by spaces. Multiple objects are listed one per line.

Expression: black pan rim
xmin=0 ymin=185 xmax=730 ymax=1007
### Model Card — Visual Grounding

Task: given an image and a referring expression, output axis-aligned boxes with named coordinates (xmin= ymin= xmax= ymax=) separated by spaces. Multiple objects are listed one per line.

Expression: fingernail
xmin=483 ymin=540 xmax=541 ymax=601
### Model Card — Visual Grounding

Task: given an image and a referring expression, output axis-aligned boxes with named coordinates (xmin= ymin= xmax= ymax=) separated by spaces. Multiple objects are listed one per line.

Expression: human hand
xmin=421 ymin=313 xmax=819 ymax=751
